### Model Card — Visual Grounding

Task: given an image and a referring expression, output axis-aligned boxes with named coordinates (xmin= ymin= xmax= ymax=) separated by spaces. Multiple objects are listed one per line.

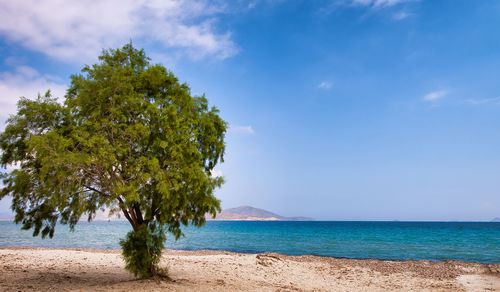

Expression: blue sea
xmin=0 ymin=221 xmax=498 ymax=264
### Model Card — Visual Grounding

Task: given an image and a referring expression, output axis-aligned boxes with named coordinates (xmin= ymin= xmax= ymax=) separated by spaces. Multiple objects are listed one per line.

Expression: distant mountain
xmin=80 ymin=209 xmax=127 ymax=221
xmin=2 ymin=206 xmax=314 ymax=222
xmin=207 ymin=205 xmax=314 ymax=221
xmin=0 ymin=212 xmax=13 ymax=221
xmin=224 ymin=206 xmax=282 ymax=219
xmin=491 ymin=217 xmax=500 ymax=222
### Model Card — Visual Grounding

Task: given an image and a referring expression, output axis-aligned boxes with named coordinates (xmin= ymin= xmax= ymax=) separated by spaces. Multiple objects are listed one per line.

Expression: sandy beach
xmin=0 ymin=247 xmax=498 ymax=291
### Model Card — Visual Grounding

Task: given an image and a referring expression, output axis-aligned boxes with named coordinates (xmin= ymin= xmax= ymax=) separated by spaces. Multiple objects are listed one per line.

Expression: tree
xmin=0 ymin=43 xmax=227 ymax=278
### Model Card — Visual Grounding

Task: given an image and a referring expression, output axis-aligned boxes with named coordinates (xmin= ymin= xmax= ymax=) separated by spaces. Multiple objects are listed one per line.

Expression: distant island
xmin=0 ymin=212 xmax=13 ymax=221
xmin=86 ymin=205 xmax=314 ymax=221
xmin=1 ymin=206 xmax=314 ymax=222
xmin=2 ymin=209 xmax=498 ymax=222
xmin=206 ymin=205 xmax=314 ymax=221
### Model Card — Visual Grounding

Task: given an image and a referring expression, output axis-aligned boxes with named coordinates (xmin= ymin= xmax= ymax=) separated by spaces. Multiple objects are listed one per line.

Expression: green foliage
xmin=120 ymin=223 xmax=165 ymax=278
xmin=0 ymin=43 xmax=227 ymax=277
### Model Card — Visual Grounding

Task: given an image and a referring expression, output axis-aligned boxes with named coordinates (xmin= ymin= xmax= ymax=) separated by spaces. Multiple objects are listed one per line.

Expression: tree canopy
xmin=0 ymin=43 xmax=227 ymax=277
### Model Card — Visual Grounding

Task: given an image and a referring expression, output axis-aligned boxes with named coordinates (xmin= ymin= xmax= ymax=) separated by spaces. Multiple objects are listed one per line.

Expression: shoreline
xmin=1 ymin=245 xmax=499 ymax=265
xmin=1 ymin=247 xmax=499 ymax=291
xmin=3 ymin=219 xmax=500 ymax=222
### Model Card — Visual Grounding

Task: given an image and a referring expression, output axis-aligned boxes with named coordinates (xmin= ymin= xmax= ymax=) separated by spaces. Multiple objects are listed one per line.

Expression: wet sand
xmin=0 ymin=247 xmax=498 ymax=291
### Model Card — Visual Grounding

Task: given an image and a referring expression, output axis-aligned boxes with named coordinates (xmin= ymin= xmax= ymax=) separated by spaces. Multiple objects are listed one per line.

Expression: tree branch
xmin=134 ymin=203 xmax=144 ymax=225
xmin=117 ymin=196 xmax=136 ymax=230
xmin=128 ymin=206 xmax=139 ymax=229
xmin=84 ymin=185 xmax=106 ymax=196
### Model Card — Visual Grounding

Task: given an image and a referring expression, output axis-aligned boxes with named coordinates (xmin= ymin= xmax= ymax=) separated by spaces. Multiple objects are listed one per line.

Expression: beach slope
xmin=0 ymin=248 xmax=498 ymax=291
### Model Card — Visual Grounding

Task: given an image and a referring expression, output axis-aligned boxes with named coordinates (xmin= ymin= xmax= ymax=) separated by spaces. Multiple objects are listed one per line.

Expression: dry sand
xmin=0 ymin=247 xmax=498 ymax=291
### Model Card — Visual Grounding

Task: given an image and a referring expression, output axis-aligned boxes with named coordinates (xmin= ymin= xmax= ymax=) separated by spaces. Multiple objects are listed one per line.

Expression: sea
xmin=0 ymin=221 xmax=499 ymax=264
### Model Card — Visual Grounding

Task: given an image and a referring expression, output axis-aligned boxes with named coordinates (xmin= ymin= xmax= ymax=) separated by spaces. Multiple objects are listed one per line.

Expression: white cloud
xmin=231 ymin=125 xmax=255 ymax=134
xmin=352 ymin=0 xmax=415 ymax=7
xmin=0 ymin=0 xmax=237 ymax=63
xmin=422 ymin=90 xmax=448 ymax=101
xmin=393 ymin=11 xmax=411 ymax=20
xmin=0 ymin=66 xmax=67 ymax=128
xmin=464 ymin=97 xmax=500 ymax=105
xmin=210 ymin=169 xmax=223 ymax=178
xmin=318 ymin=0 xmax=418 ymax=18
xmin=317 ymin=81 xmax=333 ymax=89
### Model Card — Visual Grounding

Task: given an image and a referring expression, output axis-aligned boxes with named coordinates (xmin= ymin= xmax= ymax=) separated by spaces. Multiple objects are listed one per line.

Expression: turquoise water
xmin=0 ymin=221 xmax=498 ymax=264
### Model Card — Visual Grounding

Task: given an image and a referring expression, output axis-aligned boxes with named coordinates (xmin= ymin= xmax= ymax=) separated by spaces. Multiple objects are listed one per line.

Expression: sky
xmin=0 ymin=0 xmax=499 ymax=221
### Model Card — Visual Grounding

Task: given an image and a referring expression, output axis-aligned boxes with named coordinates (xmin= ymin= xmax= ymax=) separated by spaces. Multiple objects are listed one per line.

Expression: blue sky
xmin=0 ymin=0 xmax=499 ymax=221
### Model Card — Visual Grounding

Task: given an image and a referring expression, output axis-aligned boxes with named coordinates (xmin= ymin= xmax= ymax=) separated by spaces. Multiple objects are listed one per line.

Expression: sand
xmin=0 ymin=247 xmax=498 ymax=291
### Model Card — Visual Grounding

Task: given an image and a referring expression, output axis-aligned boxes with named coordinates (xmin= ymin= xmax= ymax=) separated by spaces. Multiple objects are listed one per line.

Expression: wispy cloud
xmin=393 ymin=11 xmax=412 ymax=20
xmin=464 ymin=97 xmax=500 ymax=105
xmin=319 ymin=0 xmax=419 ymax=18
xmin=0 ymin=65 xmax=67 ymax=128
xmin=351 ymin=0 xmax=416 ymax=8
xmin=422 ymin=90 xmax=449 ymax=101
xmin=231 ymin=125 xmax=255 ymax=134
xmin=0 ymin=0 xmax=237 ymax=63
xmin=317 ymin=81 xmax=333 ymax=89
